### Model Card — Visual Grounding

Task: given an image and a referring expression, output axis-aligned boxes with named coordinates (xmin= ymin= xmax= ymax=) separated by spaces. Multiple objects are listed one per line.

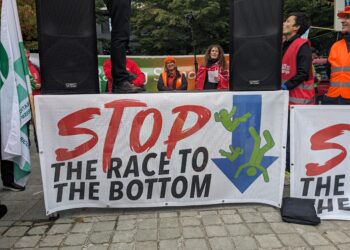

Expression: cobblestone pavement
xmin=1 ymin=135 xmax=350 ymax=249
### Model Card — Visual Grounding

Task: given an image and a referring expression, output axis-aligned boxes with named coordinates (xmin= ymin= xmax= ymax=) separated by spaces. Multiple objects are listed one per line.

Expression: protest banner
xmin=35 ymin=91 xmax=288 ymax=214
xmin=291 ymin=106 xmax=350 ymax=220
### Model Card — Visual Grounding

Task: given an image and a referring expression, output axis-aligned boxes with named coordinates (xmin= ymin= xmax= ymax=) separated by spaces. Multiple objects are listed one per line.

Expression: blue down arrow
xmin=212 ymin=95 xmax=278 ymax=193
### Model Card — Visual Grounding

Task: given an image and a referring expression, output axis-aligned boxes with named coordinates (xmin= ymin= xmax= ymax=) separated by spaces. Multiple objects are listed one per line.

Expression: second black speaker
xmin=230 ymin=0 xmax=283 ymax=91
xmin=36 ymin=0 xmax=99 ymax=94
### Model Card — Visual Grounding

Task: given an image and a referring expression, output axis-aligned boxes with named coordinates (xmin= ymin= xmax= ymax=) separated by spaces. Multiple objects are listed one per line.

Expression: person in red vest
xmin=25 ymin=49 xmax=41 ymax=95
xmin=157 ymin=56 xmax=188 ymax=91
xmin=281 ymin=12 xmax=315 ymax=105
xmin=195 ymin=44 xmax=228 ymax=90
xmin=324 ymin=6 xmax=350 ymax=105
xmin=103 ymin=58 xmax=146 ymax=93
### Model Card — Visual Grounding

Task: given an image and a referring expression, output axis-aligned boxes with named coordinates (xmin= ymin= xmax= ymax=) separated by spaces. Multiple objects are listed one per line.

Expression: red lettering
xmin=55 ymin=108 xmax=100 ymax=161
xmin=165 ymin=105 xmax=211 ymax=159
xmin=130 ymin=108 xmax=162 ymax=153
xmin=103 ymin=100 xmax=147 ymax=172
xmin=306 ymin=124 xmax=350 ymax=176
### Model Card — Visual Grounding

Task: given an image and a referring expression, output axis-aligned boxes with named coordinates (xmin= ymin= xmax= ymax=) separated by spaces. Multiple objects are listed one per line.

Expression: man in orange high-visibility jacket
xmin=324 ymin=6 xmax=350 ymax=105
xmin=281 ymin=12 xmax=315 ymax=105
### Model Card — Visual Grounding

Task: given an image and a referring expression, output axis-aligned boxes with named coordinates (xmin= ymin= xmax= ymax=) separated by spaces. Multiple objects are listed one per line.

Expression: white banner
xmin=35 ymin=91 xmax=288 ymax=215
xmin=291 ymin=106 xmax=350 ymax=220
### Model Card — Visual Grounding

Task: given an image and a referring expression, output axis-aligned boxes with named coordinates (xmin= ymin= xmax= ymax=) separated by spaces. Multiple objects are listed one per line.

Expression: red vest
xmin=282 ymin=38 xmax=315 ymax=105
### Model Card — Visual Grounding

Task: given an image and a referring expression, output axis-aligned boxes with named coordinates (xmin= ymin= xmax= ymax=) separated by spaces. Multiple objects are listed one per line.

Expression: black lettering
xmin=107 ymin=158 xmax=122 ymax=179
xmin=192 ymin=147 xmax=208 ymax=172
xmin=338 ymin=198 xmax=350 ymax=211
xmin=69 ymin=182 xmax=85 ymax=200
xmin=54 ymin=183 xmax=68 ymax=202
xmin=317 ymin=198 xmax=333 ymax=213
xmin=86 ymin=160 xmax=98 ymax=180
xmin=300 ymin=178 xmax=314 ymax=196
xmin=142 ymin=153 xmax=157 ymax=176
xmin=159 ymin=152 xmax=170 ymax=175
xmin=159 ymin=177 xmax=171 ymax=198
xmin=67 ymin=161 xmax=82 ymax=180
xmin=179 ymin=149 xmax=192 ymax=173
xmin=171 ymin=176 xmax=188 ymax=198
xmin=123 ymin=156 xmax=139 ymax=177
xmin=52 ymin=163 xmax=65 ymax=182
xmin=127 ymin=180 xmax=143 ymax=200
xmin=145 ymin=178 xmax=157 ymax=199
xmin=109 ymin=181 xmax=123 ymax=200
xmin=315 ymin=176 xmax=331 ymax=196
xmin=89 ymin=182 xmax=100 ymax=200
xmin=190 ymin=174 xmax=211 ymax=198
xmin=334 ymin=175 xmax=345 ymax=195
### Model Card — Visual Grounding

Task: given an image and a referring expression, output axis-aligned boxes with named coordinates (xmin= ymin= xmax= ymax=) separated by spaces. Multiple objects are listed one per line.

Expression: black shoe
xmin=112 ymin=81 xmax=141 ymax=93
xmin=3 ymin=182 xmax=25 ymax=192
xmin=0 ymin=204 xmax=7 ymax=219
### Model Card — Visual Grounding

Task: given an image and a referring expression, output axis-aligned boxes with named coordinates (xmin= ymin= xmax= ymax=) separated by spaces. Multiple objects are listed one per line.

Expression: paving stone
xmin=236 ymin=207 xmax=257 ymax=213
xmin=137 ymin=213 xmax=157 ymax=219
xmin=64 ymin=233 xmax=87 ymax=246
xmin=201 ymin=215 xmax=222 ymax=225
xmin=159 ymin=227 xmax=180 ymax=240
xmin=199 ymin=210 xmax=218 ymax=216
xmin=293 ymin=224 xmax=318 ymax=234
xmin=60 ymin=247 xmax=82 ymax=250
xmin=78 ymin=217 xmax=98 ymax=223
xmin=84 ymin=244 xmax=109 ymax=250
xmin=316 ymin=221 xmax=338 ymax=232
xmin=110 ymin=242 xmax=134 ymax=250
xmin=27 ymin=225 xmax=49 ymax=235
xmin=0 ymin=236 xmax=20 ymax=248
xmin=96 ymin=215 xmax=118 ymax=221
xmin=205 ymin=225 xmax=228 ymax=237
xmin=93 ymin=221 xmax=116 ymax=232
xmin=116 ymin=219 xmax=136 ymax=230
xmin=232 ymin=235 xmax=258 ymax=249
xmin=247 ymin=223 xmax=273 ymax=235
xmin=14 ymin=221 xmax=32 ymax=226
xmin=39 ymin=235 xmax=65 ymax=247
xmin=226 ymin=224 xmax=251 ymax=236
xmin=240 ymin=212 xmax=265 ymax=223
xmin=313 ymin=246 xmax=337 ymax=250
xmin=180 ymin=217 xmax=201 ymax=226
xmin=221 ymin=214 xmax=242 ymax=224
xmin=159 ymin=212 xmax=178 ymax=218
xmin=256 ymin=206 xmax=279 ymax=213
xmin=55 ymin=218 xmax=75 ymax=224
xmin=324 ymin=231 xmax=350 ymax=244
xmin=112 ymin=230 xmax=135 ymax=243
xmin=118 ymin=214 xmax=137 ymax=220
xmin=0 ymin=220 xmax=14 ymax=227
xmin=71 ymin=223 xmax=93 ymax=233
xmin=183 ymin=226 xmax=205 ymax=238
xmin=301 ymin=232 xmax=330 ymax=246
xmin=160 ymin=217 xmax=179 ymax=228
xmin=261 ymin=212 xmax=282 ymax=222
xmin=0 ymin=226 xmax=8 ymax=234
xmin=135 ymin=229 xmax=157 ymax=241
xmin=89 ymin=232 xmax=113 ymax=244
xmin=135 ymin=241 xmax=157 ymax=250
xmin=14 ymin=235 xmax=41 ymax=248
xmin=4 ymin=226 xmax=29 ymax=236
xmin=137 ymin=218 xmax=157 ymax=229
xmin=255 ymin=234 xmax=283 ymax=248
xmin=218 ymin=209 xmax=237 ymax=215
xmin=180 ymin=211 xmax=197 ymax=217
xmin=47 ymin=224 xmax=71 ymax=234
xmin=338 ymin=243 xmax=350 ymax=250
xmin=277 ymin=233 xmax=308 ymax=247
xmin=334 ymin=221 xmax=350 ymax=230
xmin=159 ymin=239 xmax=181 ymax=250
xmin=270 ymin=222 xmax=297 ymax=234
xmin=184 ymin=239 xmax=209 ymax=250
xmin=208 ymin=237 xmax=234 ymax=250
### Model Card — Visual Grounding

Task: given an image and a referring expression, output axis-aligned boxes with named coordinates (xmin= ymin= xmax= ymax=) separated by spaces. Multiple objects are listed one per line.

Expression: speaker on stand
xmin=229 ymin=0 xmax=283 ymax=91
xmin=36 ymin=0 xmax=99 ymax=94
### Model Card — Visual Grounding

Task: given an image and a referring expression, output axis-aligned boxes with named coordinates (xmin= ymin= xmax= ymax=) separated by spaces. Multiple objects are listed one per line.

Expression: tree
xmin=131 ymin=0 xmax=230 ymax=55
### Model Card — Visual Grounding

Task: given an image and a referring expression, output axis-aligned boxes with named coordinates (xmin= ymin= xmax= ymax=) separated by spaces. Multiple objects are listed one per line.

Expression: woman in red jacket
xmin=195 ymin=44 xmax=229 ymax=90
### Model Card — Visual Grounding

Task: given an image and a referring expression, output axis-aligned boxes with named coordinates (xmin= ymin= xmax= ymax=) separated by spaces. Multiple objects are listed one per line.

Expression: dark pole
xmin=185 ymin=11 xmax=198 ymax=73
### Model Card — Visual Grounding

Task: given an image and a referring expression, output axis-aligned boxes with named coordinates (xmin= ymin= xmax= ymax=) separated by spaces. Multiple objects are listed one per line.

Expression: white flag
xmin=0 ymin=0 xmax=32 ymax=186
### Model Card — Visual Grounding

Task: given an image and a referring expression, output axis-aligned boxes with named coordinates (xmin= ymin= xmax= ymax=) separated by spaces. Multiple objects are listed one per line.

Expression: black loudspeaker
xmin=230 ymin=0 xmax=283 ymax=91
xmin=36 ymin=0 xmax=99 ymax=94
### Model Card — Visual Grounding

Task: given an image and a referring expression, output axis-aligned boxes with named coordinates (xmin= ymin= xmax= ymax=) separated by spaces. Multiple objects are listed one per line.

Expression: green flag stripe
xmin=0 ymin=42 xmax=9 ymax=79
xmin=14 ymin=58 xmax=26 ymax=83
